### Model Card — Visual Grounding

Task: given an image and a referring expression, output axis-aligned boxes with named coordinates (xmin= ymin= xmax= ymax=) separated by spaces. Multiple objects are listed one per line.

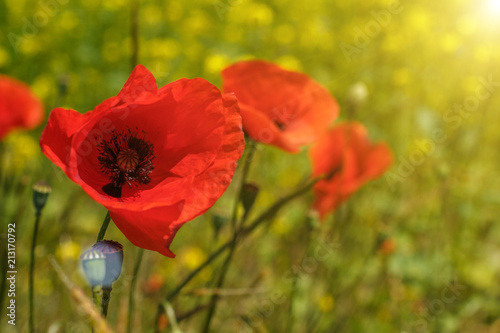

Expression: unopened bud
xmin=211 ymin=215 xmax=227 ymax=238
xmin=32 ymin=180 xmax=51 ymax=215
xmin=241 ymin=183 xmax=259 ymax=216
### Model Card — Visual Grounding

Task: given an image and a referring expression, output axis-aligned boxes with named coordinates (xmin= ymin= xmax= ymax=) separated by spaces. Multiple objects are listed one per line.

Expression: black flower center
xmin=273 ymin=119 xmax=286 ymax=130
xmin=97 ymin=128 xmax=156 ymax=198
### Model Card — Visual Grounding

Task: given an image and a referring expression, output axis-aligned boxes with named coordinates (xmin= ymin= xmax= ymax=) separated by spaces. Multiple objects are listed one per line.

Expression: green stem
xmin=101 ymin=287 xmax=112 ymax=318
xmin=92 ymin=285 xmax=103 ymax=309
xmin=96 ymin=212 xmax=111 ymax=242
xmin=286 ymin=219 xmax=313 ymax=332
xmin=130 ymin=0 xmax=139 ymax=70
xmin=230 ymin=139 xmax=257 ymax=230
xmin=201 ymin=242 xmax=236 ymax=333
xmin=29 ymin=213 xmax=42 ymax=333
xmin=91 ymin=211 xmax=112 ymax=324
xmin=202 ymin=140 xmax=257 ymax=332
xmin=155 ymin=176 xmax=321 ymax=331
xmin=127 ymin=248 xmax=144 ymax=333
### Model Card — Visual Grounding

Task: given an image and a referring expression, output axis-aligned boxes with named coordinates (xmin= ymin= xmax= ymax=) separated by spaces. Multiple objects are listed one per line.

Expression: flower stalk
xmin=30 ymin=181 xmax=51 ymax=333
xmin=96 ymin=212 xmax=111 ymax=242
xmin=127 ymin=248 xmax=144 ymax=333
xmin=202 ymin=139 xmax=257 ymax=332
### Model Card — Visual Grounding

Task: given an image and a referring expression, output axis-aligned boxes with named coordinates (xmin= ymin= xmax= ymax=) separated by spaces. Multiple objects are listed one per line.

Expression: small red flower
xmin=310 ymin=122 xmax=393 ymax=219
xmin=221 ymin=60 xmax=339 ymax=153
xmin=0 ymin=75 xmax=44 ymax=139
xmin=40 ymin=65 xmax=244 ymax=257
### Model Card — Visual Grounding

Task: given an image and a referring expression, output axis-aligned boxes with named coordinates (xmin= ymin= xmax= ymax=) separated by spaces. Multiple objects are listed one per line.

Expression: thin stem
xmin=177 ymin=303 xmax=210 ymax=323
xmin=93 ymin=286 xmax=103 ymax=309
xmin=101 ymin=287 xmax=112 ymax=318
xmin=127 ymin=248 xmax=144 ymax=333
xmin=29 ymin=213 xmax=42 ymax=333
xmin=286 ymin=278 xmax=298 ymax=332
xmin=201 ymin=243 xmax=236 ymax=333
xmin=92 ymin=211 xmax=111 ymax=325
xmin=286 ymin=219 xmax=313 ymax=332
xmin=155 ymin=176 xmax=321 ymax=331
xmin=162 ymin=301 xmax=182 ymax=333
xmin=168 ymin=241 xmax=232 ymax=300
xmin=230 ymin=139 xmax=257 ymax=230
xmin=202 ymin=140 xmax=257 ymax=332
xmin=96 ymin=212 xmax=111 ymax=242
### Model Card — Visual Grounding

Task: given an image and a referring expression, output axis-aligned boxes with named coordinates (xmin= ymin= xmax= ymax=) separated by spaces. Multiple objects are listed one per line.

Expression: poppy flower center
xmin=97 ymin=128 xmax=156 ymax=198
xmin=273 ymin=119 xmax=286 ymax=130
xmin=117 ymin=148 xmax=139 ymax=171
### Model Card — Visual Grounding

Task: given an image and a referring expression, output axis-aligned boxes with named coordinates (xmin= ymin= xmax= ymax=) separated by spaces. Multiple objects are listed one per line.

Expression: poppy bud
xmin=211 ymin=215 xmax=227 ymax=238
xmin=93 ymin=240 xmax=123 ymax=288
xmin=58 ymin=75 xmax=70 ymax=97
xmin=80 ymin=249 xmax=106 ymax=287
xmin=32 ymin=180 xmax=51 ymax=215
xmin=241 ymin=183 xmax=259 ymax=217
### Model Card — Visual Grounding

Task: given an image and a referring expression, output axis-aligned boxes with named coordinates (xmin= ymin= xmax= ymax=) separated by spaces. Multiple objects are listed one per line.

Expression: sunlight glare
xmin=486 ymin=0 xmax=500 ymax=14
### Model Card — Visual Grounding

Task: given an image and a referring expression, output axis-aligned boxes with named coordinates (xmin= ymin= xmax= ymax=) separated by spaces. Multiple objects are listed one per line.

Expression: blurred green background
xmin=1 ymin=0 xmax=500 ymax=332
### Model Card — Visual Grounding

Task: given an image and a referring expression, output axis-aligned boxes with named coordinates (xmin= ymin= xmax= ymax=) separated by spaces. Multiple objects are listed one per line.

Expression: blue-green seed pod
xmin=93 ymin=240 xmax=123 ymax=288
xmin=80 ymin=249 xmax=106 ymax=287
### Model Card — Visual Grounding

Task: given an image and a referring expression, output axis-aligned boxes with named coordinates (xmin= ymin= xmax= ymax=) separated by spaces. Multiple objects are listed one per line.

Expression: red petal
xmin=107 ymin=93 xmax=244 ymax=257
xmin=222 ymin=60 xmax=339 ymax=152
xmin=310 ymin=122 xmax=393 ymax=219
xmin=239 ymin=103 xmax=299 ymax=153
xmin=40 ymin=107 xmax=91 ymax=175
xmin=115 ymin=65 xmax=158 ymax=107
xmin=109 ymin=204 xmax=184 ymax=258
xmin=108 ymin=93 xmax=244 ymax=257
xmin=0 ymin=75 xmax=44 ymax=139
xmin=177 ymin=92 xmax=245 ymax=223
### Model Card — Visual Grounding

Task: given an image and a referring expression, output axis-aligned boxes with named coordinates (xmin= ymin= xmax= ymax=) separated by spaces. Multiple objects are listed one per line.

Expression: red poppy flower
xmin=221 ymin=60 xmax=339 ymax=153
xmin=40 ymin=65 xmax=244 ymax=257
xmin=310 ymin=122 xmax=393 ymax=219
xmin=0 ymin=75 xmax=44 ymax=139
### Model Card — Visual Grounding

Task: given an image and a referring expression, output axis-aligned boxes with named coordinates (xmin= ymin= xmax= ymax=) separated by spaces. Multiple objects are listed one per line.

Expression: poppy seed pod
xmin=93 ymin=240 xmax=123 ymax=288
xmin=80 ymin=248 xmax=106 ymax=287
xmin=32 ymin=181 xmax=51 ymax=215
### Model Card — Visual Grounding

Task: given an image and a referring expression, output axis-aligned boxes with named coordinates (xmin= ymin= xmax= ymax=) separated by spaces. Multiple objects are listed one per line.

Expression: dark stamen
xmin=273 ymin=119 xmax=286 ymax=130
xmin=97 ymin=128 xmax=156 ymax=198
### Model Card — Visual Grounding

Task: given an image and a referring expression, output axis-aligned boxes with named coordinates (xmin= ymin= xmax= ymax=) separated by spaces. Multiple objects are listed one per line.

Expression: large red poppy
xmin=310 ymin=122 xmax=393 ymax=219
xmin=40 ymin=65 xmax=244 ymax=257
xmin=221 ymin=60 xmax=339 ymax=153
xmin=0 ymin=75 xmax=44 ymax=139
